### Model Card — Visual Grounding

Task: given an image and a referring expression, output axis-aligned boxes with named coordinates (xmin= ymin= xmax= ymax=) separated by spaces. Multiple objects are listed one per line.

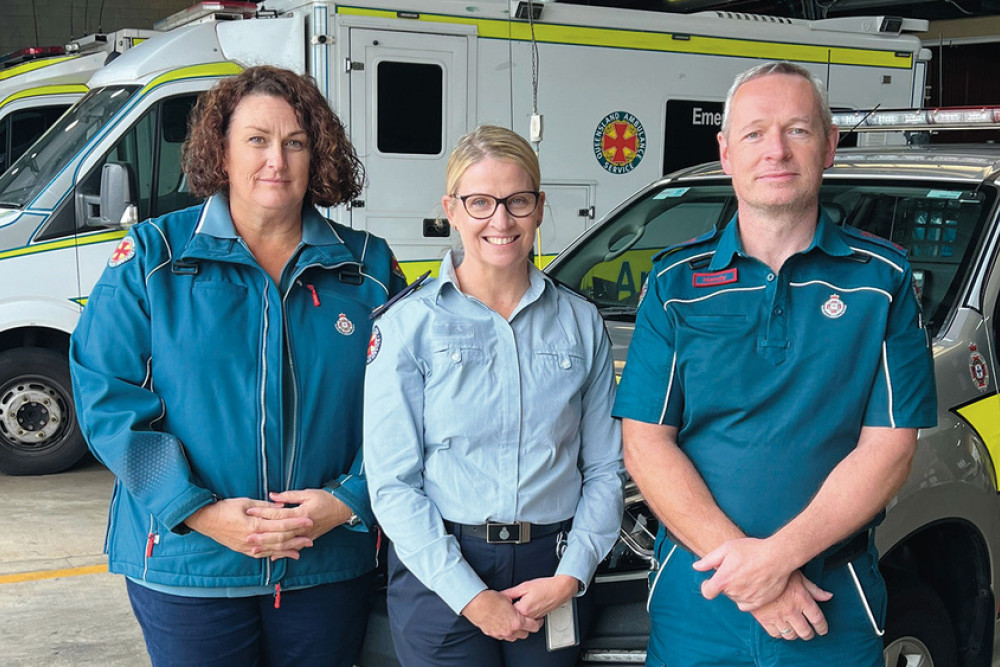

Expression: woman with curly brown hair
xmin=69 ymin=65 xmax=406 ymax=666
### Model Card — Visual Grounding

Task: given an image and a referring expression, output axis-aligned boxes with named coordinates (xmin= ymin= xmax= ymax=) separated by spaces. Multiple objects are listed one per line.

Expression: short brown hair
xmin=183 ymin=65 xmax=364 ymax=207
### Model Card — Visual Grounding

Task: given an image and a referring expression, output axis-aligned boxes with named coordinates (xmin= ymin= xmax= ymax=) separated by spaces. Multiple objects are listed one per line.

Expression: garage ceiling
xmin=560 ymin=0 xmax=1000 ymax=21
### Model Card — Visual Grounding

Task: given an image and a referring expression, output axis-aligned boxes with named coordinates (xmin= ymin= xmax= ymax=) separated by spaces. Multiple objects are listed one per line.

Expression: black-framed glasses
xmin=453 ymin=191 xmax=540 ymax=219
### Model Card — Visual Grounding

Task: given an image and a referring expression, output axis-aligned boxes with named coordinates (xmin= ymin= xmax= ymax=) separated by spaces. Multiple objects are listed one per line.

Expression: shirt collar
xmin=433 ymin=249 xmax=553 ymax=313
xmin=708 ymin=207 xmax=852 ymax=271
xmin=194 ymin=193 xmax=345 ymax=247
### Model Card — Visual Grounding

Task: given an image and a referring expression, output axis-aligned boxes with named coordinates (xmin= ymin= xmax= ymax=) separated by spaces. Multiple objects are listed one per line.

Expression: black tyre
xmin=0 ymin=347 xmax=87 ymax=475
xmin=883 ymin=580 xmax=958 ymax=667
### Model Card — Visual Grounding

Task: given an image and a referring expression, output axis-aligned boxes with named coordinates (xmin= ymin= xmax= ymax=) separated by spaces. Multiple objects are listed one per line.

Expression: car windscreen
xmin=0 ymin=86 xmax=138 ymax=208
xmin=547 ymin=179 xmax=995 ymax=338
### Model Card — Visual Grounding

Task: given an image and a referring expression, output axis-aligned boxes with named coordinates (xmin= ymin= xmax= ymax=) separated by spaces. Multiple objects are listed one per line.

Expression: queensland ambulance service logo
xmin=821 ymin=294 xmax=846 ymax=319
xmin=108 ymin=236 xmax=135 ymax=267
xmin=367 ymin=326 xmax=382 ymax=365
xmin=336 ymin=313 xmax=355 ymax=336
xmin=594 ymin=112 xmax=646 ymax=174
xmin=970 ymin=343 xmax=990 ymax=392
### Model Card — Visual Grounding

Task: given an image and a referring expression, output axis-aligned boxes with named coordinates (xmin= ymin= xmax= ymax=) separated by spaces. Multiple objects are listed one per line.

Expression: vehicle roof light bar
xmin=0 ymin=45 xmax=67 ymax=69
xmin=154 ymin=1 xmax=259 ymax=31
xmin=832 ymin=107 xmax=1000 ymax=132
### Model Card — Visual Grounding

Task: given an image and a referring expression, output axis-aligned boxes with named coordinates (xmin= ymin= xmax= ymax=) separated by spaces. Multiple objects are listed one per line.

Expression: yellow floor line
xmin=0 ymin=563 xmax=108 ymax=584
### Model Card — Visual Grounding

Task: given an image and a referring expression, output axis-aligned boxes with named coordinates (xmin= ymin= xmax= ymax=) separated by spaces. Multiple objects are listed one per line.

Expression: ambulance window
xmin=152 ymin=95 xmax=199 ymax=216
xmin=376 ymin=61 xmax=443 ymax=155
xmin=0 ymin=105 xmax=69 ymax=173
xmin=7 ymin=106 xmax=69 ymax=172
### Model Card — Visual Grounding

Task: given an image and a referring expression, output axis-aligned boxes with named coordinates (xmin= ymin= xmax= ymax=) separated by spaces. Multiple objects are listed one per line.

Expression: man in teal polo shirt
xmin=613 ymin=61 xmax=936 ymax=666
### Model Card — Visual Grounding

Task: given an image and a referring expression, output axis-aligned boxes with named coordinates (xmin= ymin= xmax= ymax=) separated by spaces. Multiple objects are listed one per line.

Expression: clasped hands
xmin=461 ymin=575 xmax=579 ymax=642
xmin=693 ymin=538 xmax=831 ymax=641
xmin=184 ymin=490 xmax=354 ymax=560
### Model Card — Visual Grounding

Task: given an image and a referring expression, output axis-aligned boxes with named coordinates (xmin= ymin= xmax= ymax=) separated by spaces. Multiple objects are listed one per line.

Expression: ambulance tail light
xmin=832 ymin=107 xmax=1000 ymax=132
xmin=0 ymin=45 xmax=67 ymax=69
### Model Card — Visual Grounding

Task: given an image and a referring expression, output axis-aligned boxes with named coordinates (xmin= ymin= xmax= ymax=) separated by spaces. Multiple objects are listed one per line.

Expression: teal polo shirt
xmin=613 ymin=212 xmax=937 ymax=539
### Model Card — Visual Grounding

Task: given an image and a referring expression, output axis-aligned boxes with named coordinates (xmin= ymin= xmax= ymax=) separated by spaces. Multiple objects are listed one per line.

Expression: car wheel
xmin=0 ymin=347 xmax=87 ymax=475
xmin=883 ymin=580 xmax=958 ymax=667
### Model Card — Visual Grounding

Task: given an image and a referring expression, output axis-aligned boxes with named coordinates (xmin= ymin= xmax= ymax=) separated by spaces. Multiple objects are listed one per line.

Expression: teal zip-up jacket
xmin=70 ymin=195 xmax=405 ymax=589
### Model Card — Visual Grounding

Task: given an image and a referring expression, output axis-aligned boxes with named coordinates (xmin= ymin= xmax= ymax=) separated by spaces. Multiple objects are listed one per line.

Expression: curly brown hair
xmin=182 ymin=65 xmax=364 ymax=207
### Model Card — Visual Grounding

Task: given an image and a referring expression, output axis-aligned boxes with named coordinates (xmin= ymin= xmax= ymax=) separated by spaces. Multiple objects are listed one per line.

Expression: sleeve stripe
xmin=881 ymin=340 xmax=896 ymax=428
xmin=659 ymin=350 xmax=677 ymax=425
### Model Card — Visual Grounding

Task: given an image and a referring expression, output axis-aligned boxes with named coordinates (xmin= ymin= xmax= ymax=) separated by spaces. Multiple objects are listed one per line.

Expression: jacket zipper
xmin=142 ymin=515 xmax=158 ymax=580
xmin=283 ymin=264 xmax=359 ymax=490
xmin=260 ymin=279 xmax=272 ymax=586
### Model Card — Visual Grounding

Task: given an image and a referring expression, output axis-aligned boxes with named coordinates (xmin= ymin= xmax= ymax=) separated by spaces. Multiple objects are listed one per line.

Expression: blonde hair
xmin=445 ymin=125 xmax=540 ymax=196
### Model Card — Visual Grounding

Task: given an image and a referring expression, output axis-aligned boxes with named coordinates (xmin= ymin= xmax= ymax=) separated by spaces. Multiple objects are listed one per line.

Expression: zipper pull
xmin=274 ymin=583 xmax=282 ymax=609
xmin=145 ymin=532 xmax=158 ymax=557
xmin=306 ymin=284 xmax=321 ymax=307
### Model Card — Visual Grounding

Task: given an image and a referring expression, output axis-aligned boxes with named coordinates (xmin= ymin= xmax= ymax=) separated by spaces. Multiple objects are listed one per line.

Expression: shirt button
xmin=451 ymin=351 xmax=462 ymax=363
xmin=774 ymin=307 xmax=783 ymax=315
xmin=766 ymin=273 xmax=775 ymax=282
xmin=560 ymin=357 xmax=572 ymax=370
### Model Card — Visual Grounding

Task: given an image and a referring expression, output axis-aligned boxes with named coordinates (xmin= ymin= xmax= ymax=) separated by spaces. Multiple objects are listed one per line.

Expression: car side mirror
xmin=99 ymin=162 xmax=138 ymax=228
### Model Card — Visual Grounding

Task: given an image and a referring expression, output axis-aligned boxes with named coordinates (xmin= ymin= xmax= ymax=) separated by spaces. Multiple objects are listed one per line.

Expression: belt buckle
xmin=486 ymin=522 xmax=530 ymax=544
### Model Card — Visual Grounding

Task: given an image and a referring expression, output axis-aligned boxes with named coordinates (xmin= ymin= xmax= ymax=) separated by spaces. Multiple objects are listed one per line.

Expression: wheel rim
xmin=0 ymin=375 xmax=71 ymax=452
xmin=884 ymin=636 xmax=934 ymax=667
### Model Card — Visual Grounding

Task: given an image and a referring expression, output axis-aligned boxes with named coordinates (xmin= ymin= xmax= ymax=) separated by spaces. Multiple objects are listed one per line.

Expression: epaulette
xmin=549 ymin=275 xmax=597 ymax=306
xmin=840 ymin=225 xmax=907 ymax=257
xmin=651 ymin=226 xmax=720 ymax=262
xmin=369 ymin=271 xmax=431 ymax=320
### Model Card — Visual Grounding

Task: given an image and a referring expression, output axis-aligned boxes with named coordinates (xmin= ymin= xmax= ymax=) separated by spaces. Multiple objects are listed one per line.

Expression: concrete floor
xmin=0 ymin=456 xmax=150 ymax=666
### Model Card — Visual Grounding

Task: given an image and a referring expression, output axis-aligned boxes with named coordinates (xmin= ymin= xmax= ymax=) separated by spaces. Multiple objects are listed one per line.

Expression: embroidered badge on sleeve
xmin=108 ymin=237 xmax=135 ymax=268
xmin=366 ymin=326 xmax=382 ymax=365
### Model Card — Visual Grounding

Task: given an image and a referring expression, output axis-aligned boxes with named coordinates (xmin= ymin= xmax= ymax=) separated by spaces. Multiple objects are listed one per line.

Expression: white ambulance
xmin=0 ymin=0 xmax=929 ymax=474
xmin=0 ymin=29 xmax=156 ymax=175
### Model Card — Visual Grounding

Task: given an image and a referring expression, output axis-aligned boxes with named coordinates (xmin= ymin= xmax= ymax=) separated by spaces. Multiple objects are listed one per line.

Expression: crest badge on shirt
xmin=108 ymin=236 xmax=135 ymax=268
xmin=367 ymin=326 xmax=382 ymax=365
xmin=821 ymin=294 xmax=846 ymax=319
xmin=336 ymin=313 xmax=355 ymax=336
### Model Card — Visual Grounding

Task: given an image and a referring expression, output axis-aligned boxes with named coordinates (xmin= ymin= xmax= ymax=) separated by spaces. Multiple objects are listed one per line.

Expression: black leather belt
xmin=822 ymin=531 xmax=870 ymax=570
xmin=443 ymin=520 xmax=570 ymax=545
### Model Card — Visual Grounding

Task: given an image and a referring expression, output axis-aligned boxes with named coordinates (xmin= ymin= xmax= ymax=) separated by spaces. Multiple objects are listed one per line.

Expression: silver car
xmin=544 ymin=145 xmax=1000 ymax=667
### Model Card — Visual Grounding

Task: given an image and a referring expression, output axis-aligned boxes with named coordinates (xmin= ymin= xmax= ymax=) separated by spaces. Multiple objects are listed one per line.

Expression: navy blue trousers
xmin=126 ymin=573 xmax=373 ymax=667
xmin=387 ymin=530 xmax=592 ymax=667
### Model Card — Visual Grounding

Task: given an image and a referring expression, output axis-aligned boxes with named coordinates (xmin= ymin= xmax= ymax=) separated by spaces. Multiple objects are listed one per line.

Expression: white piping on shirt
xmin=788 ymin=280 xmax=893 ymax=302
xmin=848 ymin=246 xmax=903 ymax=274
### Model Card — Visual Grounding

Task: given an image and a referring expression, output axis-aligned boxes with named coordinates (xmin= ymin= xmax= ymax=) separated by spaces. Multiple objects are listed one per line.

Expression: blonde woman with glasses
xmin=364 ymin=125 xmax=624 ymax=666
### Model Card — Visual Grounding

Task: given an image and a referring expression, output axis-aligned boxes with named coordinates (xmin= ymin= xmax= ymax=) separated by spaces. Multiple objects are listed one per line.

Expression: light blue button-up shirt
xmin=364 ymin=251 xmax=624 ymax=614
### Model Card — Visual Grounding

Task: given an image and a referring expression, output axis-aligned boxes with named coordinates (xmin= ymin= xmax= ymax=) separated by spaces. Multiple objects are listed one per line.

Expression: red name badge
xmin=692 ymin=268 xmax=738 ymax=287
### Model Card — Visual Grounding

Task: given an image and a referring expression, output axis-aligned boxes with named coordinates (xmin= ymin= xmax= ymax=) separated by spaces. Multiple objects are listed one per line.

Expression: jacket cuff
xmin=325 ymin=475 xmax=375 ymax=532
xmin=163 ymin=488 xmax=217 ymax=534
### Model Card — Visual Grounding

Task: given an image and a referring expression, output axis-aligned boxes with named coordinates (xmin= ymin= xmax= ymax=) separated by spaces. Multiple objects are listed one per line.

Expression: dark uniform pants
xmin=386 ymin=528 xmax=592 ymax=667
xmin=126 ymin=574 xmax=373 ymax=667
xmin=645 ymin=536 xmax=885 ymax=667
